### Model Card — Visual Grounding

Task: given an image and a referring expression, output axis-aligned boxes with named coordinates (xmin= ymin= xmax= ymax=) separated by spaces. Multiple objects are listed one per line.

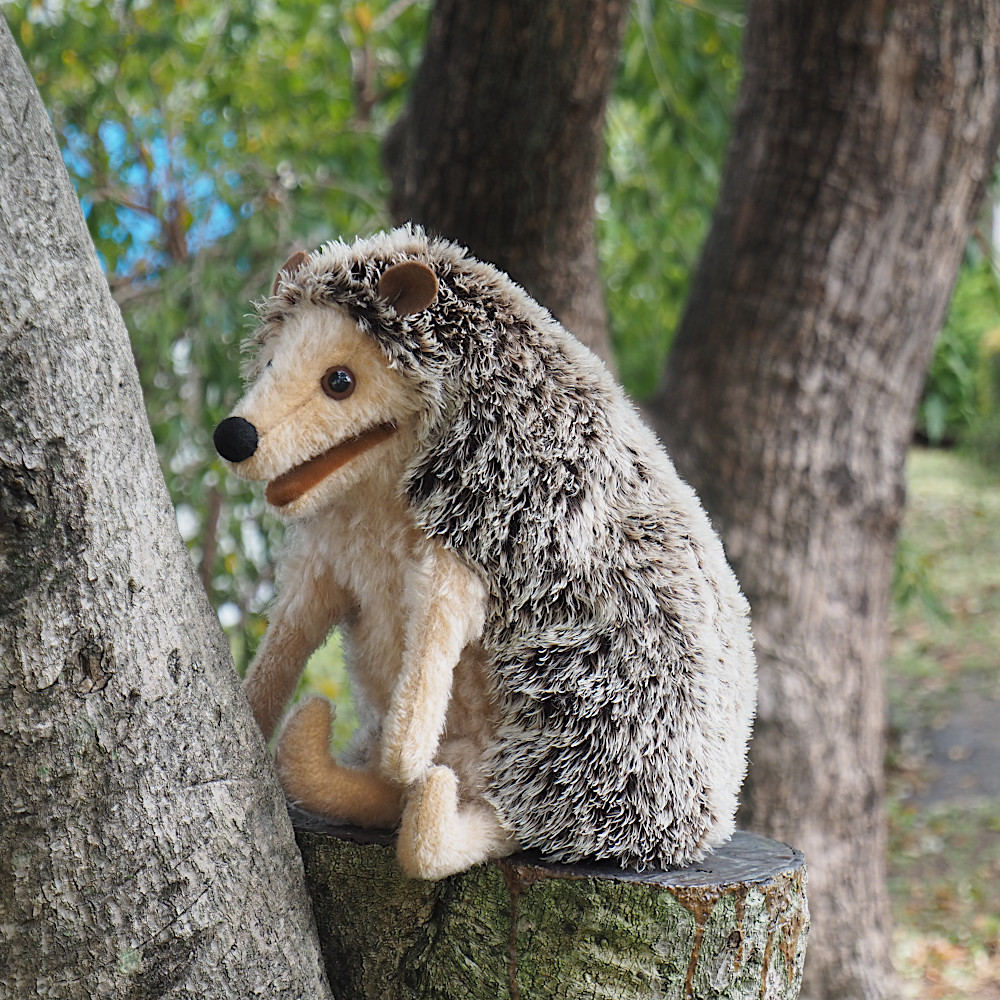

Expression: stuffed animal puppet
xmin=213 ymin=226 xmax=756 ymax=880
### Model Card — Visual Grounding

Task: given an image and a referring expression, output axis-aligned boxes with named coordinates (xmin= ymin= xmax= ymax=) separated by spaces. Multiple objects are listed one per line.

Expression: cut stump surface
xmin=291 ymin=809 xmax=808 ymax=1000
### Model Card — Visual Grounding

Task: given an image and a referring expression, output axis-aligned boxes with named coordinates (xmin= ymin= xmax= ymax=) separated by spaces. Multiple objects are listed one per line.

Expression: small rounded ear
xmin=377 ymin=260 xmax=438 ymax=316
xmin=271 ymin=250 xmax=311 ymax=296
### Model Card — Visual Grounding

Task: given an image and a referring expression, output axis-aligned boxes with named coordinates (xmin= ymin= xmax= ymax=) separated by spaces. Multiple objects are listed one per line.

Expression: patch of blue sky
xmin=114 ymin=206 xmax=159 ymax=248
xmin=97 ymin=119 xmax=128 ymax=171
xmin=187 ymin=200 xmax=236 ymax=254
xmin=61 ymin=114 xmax=241 ymax=275
xmin=186 ymin=173 xmax=216 ymax=201
xmin=122 ymin=160 xmax=149 ymax=188
xmin=104 ymin=207 xmax=167 ymax=277
xmin=61 ymin=123 xmax=92 ymax=179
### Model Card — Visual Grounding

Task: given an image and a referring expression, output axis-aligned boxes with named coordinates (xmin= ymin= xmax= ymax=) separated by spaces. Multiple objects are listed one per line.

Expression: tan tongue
xmin=265 ymin=423 xmax=397 ymax=507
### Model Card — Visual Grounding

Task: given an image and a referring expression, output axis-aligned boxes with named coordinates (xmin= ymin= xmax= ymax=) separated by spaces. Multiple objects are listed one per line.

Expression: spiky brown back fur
xmin=255 ymin=226 xmax=756 ymax=868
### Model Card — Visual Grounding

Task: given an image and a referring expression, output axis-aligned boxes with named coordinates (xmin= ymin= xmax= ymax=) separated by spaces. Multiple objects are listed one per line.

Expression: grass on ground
xmin=888 ymin=448 xmax=1000 ymax=1000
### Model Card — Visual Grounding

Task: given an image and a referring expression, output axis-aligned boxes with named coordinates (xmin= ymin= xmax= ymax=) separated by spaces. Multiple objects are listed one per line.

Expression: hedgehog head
xmin=213 ymin=239 xmax=443 ymax=519
xmin=213 ymin=226 xmax=612 ymax=528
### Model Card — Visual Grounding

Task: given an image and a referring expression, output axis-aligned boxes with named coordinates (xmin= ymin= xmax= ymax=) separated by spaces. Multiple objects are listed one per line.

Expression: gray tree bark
xmin=383 ymin=0 xmax=628 ymax=366
xmin=651 ymin=3 xmax=1000 ymax=999
xmin=292 ymin=815 xmax=808 ymax=1000
xmin=0 ymin=19 xmax=333 ymax=999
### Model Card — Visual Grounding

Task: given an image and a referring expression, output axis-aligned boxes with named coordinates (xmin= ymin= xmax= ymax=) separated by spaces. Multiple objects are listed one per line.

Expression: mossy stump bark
xmin=292 ymin=810 xmax=807 ymax=999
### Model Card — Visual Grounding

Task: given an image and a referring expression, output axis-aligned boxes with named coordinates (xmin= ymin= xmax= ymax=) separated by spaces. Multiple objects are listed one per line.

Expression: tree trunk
xmin=651 ymin=3 xmax=1000 ymax=998
xmin=0 ymin=20 xmax=333 ymax=998
xmin=383 ymin=0 xmax=628 ymax=366
xmin=292 ymin=814 xmax=808 ymax=1000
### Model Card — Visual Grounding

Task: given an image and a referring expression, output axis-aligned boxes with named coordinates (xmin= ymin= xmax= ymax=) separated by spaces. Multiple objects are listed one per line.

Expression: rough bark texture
xmin=0 ymin=20 xmax=333 ymax=999
xmin=651 ymin=3 xmax=1000 ymax=999
xmin=292 ymin=814 xmax=808 ymax=1000
xmin=383 ymin=0 xmax=628 ymax=365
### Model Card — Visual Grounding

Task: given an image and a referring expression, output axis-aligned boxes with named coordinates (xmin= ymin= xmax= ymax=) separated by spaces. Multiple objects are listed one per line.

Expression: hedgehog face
xmin=214 ymin=304 xmax=422 ymax=519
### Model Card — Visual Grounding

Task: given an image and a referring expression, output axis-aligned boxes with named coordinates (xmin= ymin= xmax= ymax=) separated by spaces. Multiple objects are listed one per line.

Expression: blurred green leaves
xmin=598 ymin=0 xmax=743 ymax=396
xmin=918 ymin=250 xmax=1000 ymax=447
xmin=4 ymin=0 xmax=430 ymax=665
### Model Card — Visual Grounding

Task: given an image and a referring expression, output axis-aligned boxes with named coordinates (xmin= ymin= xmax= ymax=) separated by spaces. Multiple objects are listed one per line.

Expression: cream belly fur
xmin=215 ymin=228 xmax=757 ymax=881
xmin=268 ymin=486 xmax=513 ymax=879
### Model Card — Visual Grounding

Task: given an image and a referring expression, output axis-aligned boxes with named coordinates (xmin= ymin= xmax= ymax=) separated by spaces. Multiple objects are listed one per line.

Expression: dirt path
xmin=915 ymin=677 xmax=1000 ymax=806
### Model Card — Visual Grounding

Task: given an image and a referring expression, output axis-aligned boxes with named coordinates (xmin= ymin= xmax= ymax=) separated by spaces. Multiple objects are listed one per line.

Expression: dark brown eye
xmin=321 ymin=366 xmax=355 ymax=400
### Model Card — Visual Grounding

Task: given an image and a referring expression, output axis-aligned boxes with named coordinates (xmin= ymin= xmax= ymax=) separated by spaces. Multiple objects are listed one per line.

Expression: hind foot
xmin=396 ymin=765 xmax=516 ymax=880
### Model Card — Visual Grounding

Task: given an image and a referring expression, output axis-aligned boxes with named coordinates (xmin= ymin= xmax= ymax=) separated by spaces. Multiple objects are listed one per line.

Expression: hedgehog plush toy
xmin=213 ymin=226 xmax=756 ymax=880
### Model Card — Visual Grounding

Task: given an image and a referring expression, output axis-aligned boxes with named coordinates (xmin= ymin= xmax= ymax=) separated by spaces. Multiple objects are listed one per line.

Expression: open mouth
xmin=264 ymin=422 xmax=398 ymax=507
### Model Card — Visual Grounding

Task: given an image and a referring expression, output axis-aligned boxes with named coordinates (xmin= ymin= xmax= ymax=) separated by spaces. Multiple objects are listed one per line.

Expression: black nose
xmin=214 ymin=416 xmax=259 ymax=463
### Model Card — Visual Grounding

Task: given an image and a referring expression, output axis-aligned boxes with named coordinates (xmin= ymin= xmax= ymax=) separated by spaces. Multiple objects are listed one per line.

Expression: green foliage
xmin=4 ymin=0 xmax=430 ymax=667
xmin=892 ymin=537 xmax=950 ymax=624
xmin=300 ymin=633 xmax=357 ymax=751
xmin=961 ymin=323 xmax=1000 ymax=470
xmin=892 ymin=448 xmax=1000 ymax=669
xmin=918 ymin=252 xmax=1000 ymax=446
xmin=599 ymin=0 xmax=743 ymax=397
xmin=963 ymin=409 xmax=1000 ymax=471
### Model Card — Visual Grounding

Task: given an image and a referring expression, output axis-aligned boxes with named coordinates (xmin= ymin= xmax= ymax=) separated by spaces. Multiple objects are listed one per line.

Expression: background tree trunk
xmin=0 ymin=21 xmax=333 ymax=998
xmin=383 ymin=0 xmax=629 ymax=366
xmin=651 ymin=3 xmax=1000 ymax=998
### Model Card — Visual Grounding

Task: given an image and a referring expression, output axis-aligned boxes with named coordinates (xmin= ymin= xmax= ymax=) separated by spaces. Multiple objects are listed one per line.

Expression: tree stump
xmin=291 ymin=809 xmax=808 ymax=1000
